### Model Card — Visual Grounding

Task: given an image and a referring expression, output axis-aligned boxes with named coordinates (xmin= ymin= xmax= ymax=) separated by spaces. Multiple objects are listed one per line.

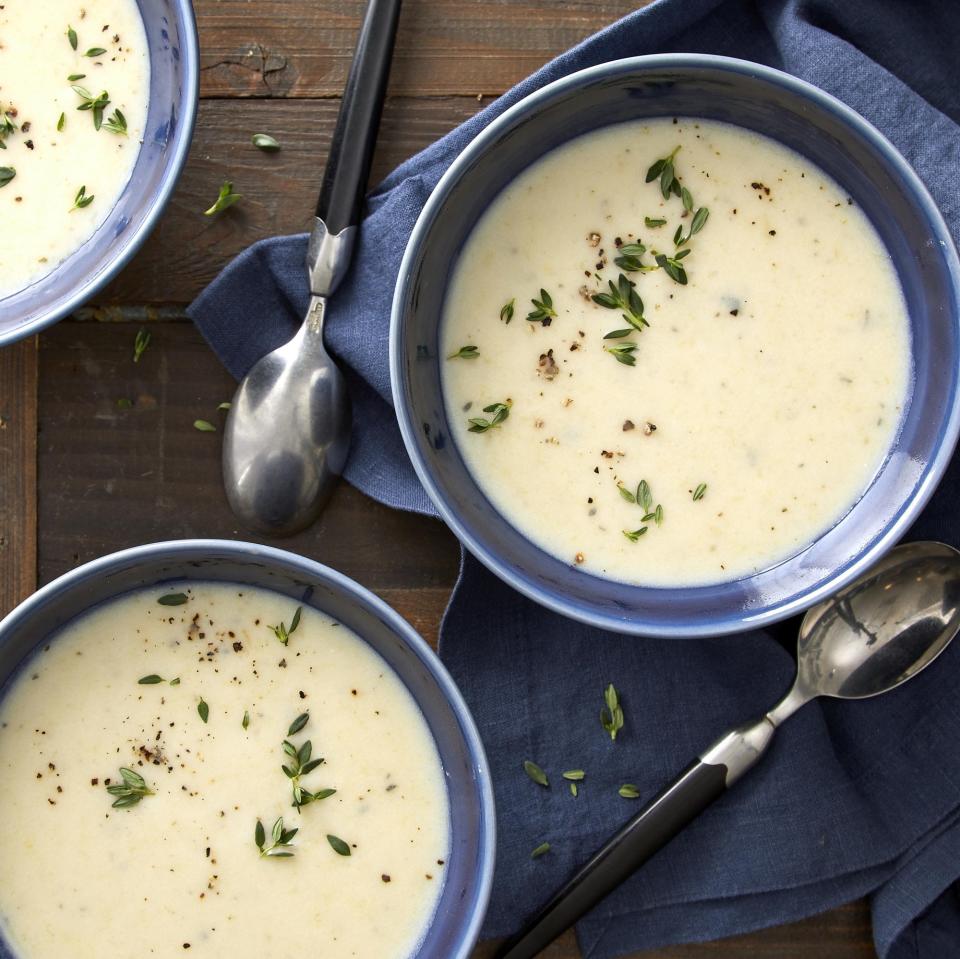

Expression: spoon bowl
xmin=223 ymin=298 xmax=351 ymax=535
xmin=795 ymin=539 xmax=960 ymax=701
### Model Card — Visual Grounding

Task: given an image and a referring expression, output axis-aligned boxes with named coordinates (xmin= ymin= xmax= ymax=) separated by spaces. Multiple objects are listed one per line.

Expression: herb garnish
xmin=252 ymin=133 xmax=280 ymax=151
xmin=654 ymin=250 xmax=690 ymax=286
xmin=204 ymin=180 xmax=242 ymax=215
xmin=102 ymin=109 xmax=127 ymax=136
xmin=71 ymin=185 xmax=94 ymax=211
xmin=67 ymin=25 xmax=78 ymax=50
xmin=288 ymin=712 xmax=309 ymax=735
xmin=0 ymin=167 xmax=15 ymax=189
xmin=646 ymin=146 xmax=682 ymax=200
xmin=619 ymin=784 xmax=640 ymax=799
xmin=133 ymin=327 xmax=151 ymax=363
xmin=282 ymin=737 xmax=328 ymax=808
xmin=613 ymin=242 xmax=654 ymax=274
xmin=256 ymin=817 xmax=297 ymax=858
xmin=563 ymin=770 xmax=584 ymax=797
xmin=644 ymin=216 xmax=667 ymax=228
xmin=467 ymin=400 xmax=511 ymax=433
xmin=0 ymin=111 xmax=17 ymax=149
xmin=57 ymin=112 xmax=66 ymax=132
xmin=268 ymin=606 xmax=302 ymax=646
xmin=84 ymin=47 xmax=107 ymax=57
xmin=67 ymin=73 xmax=86 ymax=82
xmin=523 ymin=760 xmax=549 ymax=787
xmin=600 ymin=683 xmax=624 ymax=741
xmin=72 ymin=86 xmax=110 ymax=130
xmin=242 ymin=710 xmax=251 ymax=730
xmin=526 ymin=289 xmax=557 ymax=325
xmin=157 ymin=591 xmax=187 ymax=606
xmin=198 ymin=698 xmax=210 ymax=723
xmin=447 ymin=345 xmax=479 ymax=360
xmin=531 ymin=842 xmax=551 ymax=859
xmin=692 ymin=482 xmax=707 ymax=501
xmin=500 ymin=298 xmax=515 ymax=324
xmin=622 ymin=527 xmax=647 ymax=542
xmin=138 ymin=674 xmax=180 ymax=686
xmin=193 ymin=419 xmax=217 ymax=432
xmin=604 ymin=342 xmax=638 ymax=366
xmin=592 ymin=274 xmax=647 ymax=336
xmin=106 ymin=767 xmax=154 ymax=808
xmin=327 ymin=834 xmax=351 ymax=856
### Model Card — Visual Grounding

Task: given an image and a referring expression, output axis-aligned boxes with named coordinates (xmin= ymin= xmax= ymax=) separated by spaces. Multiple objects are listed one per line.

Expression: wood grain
xmin=99 ymin=96 xmax=484 ymax=305
xmin=0 ymin=337 xmax=37 ymax=618
xmin=197 ymin=0 xmax=640 ymax=99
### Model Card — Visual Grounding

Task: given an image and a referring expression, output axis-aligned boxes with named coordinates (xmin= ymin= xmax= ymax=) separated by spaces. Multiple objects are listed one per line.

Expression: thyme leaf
xmin=198 ymin=698 xmax=209 ymax=723
xmin=327 ymin=834 xmax=351 ymax=856
xmin=193 ymin=419 xmax=216 ymax=432
xmin=619 ymin=784 xmax=641 ymax=799
xmin=523 ymin=760 xmax=549 ymax=787
xmin=600 ymin=683 xmax=624 ymax=741
xmin=251 ymin=133 xmax=280 ymax=152
xmin=499 ymin=298 xmax=515 ymax=324
xmin=692 ymin=482 xmax=707 ymax=501
xmin=133 ymin=327 xmax=151 ymax=363
xmin=204 ymin=180 xmax=241 ymax=216
xmin=106 ymin=767 xmax=154 ymax=808
xmin=0 ymin=167 xmax=15 ymax=189
xmin=447 ymin=345 xmax=479 ymax=360
xmin=67 ymin=25 xmax=78 ymax=50
xmin=71 ymin=185 xmax=94 ymax=211
xmin=604 ymin=342 xmax=638 ymax=366
xmin=531 ymin=842 xmax=551 ymax=858
xmin=467 ymin=400 xmax=511 ymax=433
xmin=268 ymin=606 xmax=302 ymax=646
xmin=157 ymin=591 xmax=187 ymax=606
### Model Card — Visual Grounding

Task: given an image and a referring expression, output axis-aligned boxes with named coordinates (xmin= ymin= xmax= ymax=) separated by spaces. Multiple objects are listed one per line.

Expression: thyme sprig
xmin=282 ymin=736 xmax=332 ymax=810
xmin=106 ymin=767 xmax=154 ymax=808
xmin=500 ymin=298 xmax=515 ymax=324
xmin=71 ymin=185 xmax=94 ymax=211
xmin=613 ymin=242 xmax=656 ymax=274
xmin=600 ymin=683 xmax=624 ymax=741
xmin=102 ymin=108 xmax=128 ymax=136
xmin=448 ymin=345 xmax=479 ymax=360
xmin=645 ymin=146 xmax=682 ymax=200
xmin=604 ymin=342 xmax=638 ymax=366
xmin=133 ymin=328 xmax=151 ymax=363
xmin=268 ymin=606 xmax=302 ymax=646
xmin=526 ymin=289 xmax=557 ymax=325
xmin=619 ymin=479 xmax=663 ymax=540
xmin=256 ymin=817 xmax=297 ymax=858
xmin=72 ymin=85 xmax=110 ymax=130
xmin=467 ymin=400 xmax=511 ymax=433
xmin=592 ymin=274 xmax=648 ymax=334
xmin=204 ymin=180 xmax=242 ymax=216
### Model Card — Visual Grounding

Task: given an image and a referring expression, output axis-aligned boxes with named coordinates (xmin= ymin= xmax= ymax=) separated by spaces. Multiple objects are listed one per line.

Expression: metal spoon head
xmin=794 ymin=541 xmax=960 ymax=702
xmin=222 ymin=296 xmax=351 ymax=536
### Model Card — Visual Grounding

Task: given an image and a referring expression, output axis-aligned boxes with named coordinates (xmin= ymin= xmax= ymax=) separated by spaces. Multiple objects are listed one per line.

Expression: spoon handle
xmin=496 ymin=717 xmax=776 ymax=959
xmin=315 ymin=0 xmax=402 ymax=235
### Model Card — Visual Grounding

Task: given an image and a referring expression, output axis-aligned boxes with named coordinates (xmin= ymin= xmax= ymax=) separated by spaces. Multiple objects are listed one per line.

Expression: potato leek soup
xmin=0 ymin=585 xmax=449 ymax=958
xmin=0 ymin=0 xmax=149 ymax=297
xmin=441 ymin=118 xmax=910 ymax=586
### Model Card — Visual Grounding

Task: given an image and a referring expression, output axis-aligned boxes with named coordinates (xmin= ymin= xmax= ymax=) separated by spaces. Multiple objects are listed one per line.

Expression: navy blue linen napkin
xmin=189 ymin=1 xmax=960 ymax=955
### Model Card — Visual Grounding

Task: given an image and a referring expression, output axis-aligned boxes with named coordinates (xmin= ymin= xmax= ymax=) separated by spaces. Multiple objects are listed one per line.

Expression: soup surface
xmin=0 ymin=0 xmax=149 ymax=298
xmin=441 ymin=118 xmax=910 ymax=586
xmin=0 ymin=584 xmax=449 ymax=958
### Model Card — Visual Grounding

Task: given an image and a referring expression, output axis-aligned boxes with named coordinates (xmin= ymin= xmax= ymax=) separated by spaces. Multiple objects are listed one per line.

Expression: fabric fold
xmin=189 ymin=1 xmax=960 ymax=955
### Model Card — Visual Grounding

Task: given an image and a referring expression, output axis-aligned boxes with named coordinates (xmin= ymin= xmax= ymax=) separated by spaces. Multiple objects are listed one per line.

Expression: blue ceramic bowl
xmin=0 ymin=0 xmax=199 ymax=344
xmin=0 ymin=540 xmax=495 ymax=958
xmin=390 ymin=54 xmax=960 ymax=638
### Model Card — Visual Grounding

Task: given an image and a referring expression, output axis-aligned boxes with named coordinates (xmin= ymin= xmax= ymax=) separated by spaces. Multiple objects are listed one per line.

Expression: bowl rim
xmin=389 ymin=52 xmax=960 ymax=638
xmin=0 ymin=0 xmax=201 ymax=347
xmin=0 ymin=538 xmax=497 ymax=958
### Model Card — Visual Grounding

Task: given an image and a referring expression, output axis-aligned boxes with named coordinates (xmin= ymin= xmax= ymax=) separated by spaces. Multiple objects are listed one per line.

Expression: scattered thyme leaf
xmin=197 ymin=698 xmax=209 ymax=723
xmin=619 ymin=784 xmax=641 ymax=799
xmin=467 ymin=400 xmax=511 ymax=433
xmin=157 ymin=592 xmax=188 ymax=606
xmin=604 ymin=342 xmax=638 ymax=366
xmin=499 ymin=298 xmax=515 ymax=324
xmin=242 ymin=710 xmax=250 ymax=730
xmin=67 ymin=25 xmax=78 ymax=50
xmin=531 ymin=842 xmax=551 ymax=859
xmin=138 ymin=675 xmax=164 ymax=685
xmin=71 ymin=185 xmax=94 ymax=211
xmin=287 ymin=712 xmax=309 ymax=736
xmin=622 ymin=527 xmax=648 ymax=543
xmin=562 ymin=770 xmax=585 ymax=781
xmin=600 ymin=683 xmax=624 ymax=741
xmin=644 ymin=216 xmax=667 ymax=228
xmin=0 ymin=167 xmax=15 ymax=189
xmin=692 ymin=482 xmax=708 ymax=501
xmin=447 ymin=345 xmax=479 ymax=360
xmin=204 ymin=180 xmax=241 ymax=216
xmin=327 ymin=834 xmax=351 ymax=856
xmin=523 ymin=760 xmax=549 ymax=787
xmin=57 ymin=112 xmax=66 ymax=132
xmin=84 ymin=47 xmax=107 ymax=57
xmin=193 ymin=419 xmax=217 ymax=432
xmin=251 ymin=133 xmax=280 ymax=152
xmin=102 ymin=108 xmax=127 ymax=136
xmin=526 ymin=288 xmax=557 ymax=325
xmin=268 ymin=606 xmax=303 ymax=646
xmin=106 ymin=767 xmax=154 ymax=808
xmin=133 ymin=327 xmax=150 ymax=363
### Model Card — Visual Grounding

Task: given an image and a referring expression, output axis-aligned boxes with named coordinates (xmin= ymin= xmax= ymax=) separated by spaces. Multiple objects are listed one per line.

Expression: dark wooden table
xmin=0 ymin=2 xmax=877 ymax=956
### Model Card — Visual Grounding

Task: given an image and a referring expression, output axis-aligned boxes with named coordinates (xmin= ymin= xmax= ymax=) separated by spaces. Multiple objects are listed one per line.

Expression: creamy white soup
xmin=0 ymin=0 xmax=149 ymax=298
xmin=441 ymin=118 xmax=910 ymax=586
xmin=0 ymin=584 xmax=449 ymax=958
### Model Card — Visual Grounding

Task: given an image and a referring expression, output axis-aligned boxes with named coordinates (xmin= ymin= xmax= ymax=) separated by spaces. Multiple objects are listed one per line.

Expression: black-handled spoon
xmin=222 ymin=0 xmax=402 ymax=535
xmin=497 ymin=541 xmax=960 ymax=958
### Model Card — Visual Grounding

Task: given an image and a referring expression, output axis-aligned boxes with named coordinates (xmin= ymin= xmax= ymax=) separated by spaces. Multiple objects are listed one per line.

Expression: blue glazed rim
xmin=0 ymin=0 xmax=200 ymax=346
xmin=390 ymin=53 xmax=960 ymax=638
xmin=0 ymin=540 xmax=496 ymax=958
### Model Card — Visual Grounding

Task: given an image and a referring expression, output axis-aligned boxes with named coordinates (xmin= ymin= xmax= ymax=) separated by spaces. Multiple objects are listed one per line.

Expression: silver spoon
xmin=222 ymin=0 xmax=402 ymax=535
xmin=498 ymin=540 xmax=960 ymax=958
